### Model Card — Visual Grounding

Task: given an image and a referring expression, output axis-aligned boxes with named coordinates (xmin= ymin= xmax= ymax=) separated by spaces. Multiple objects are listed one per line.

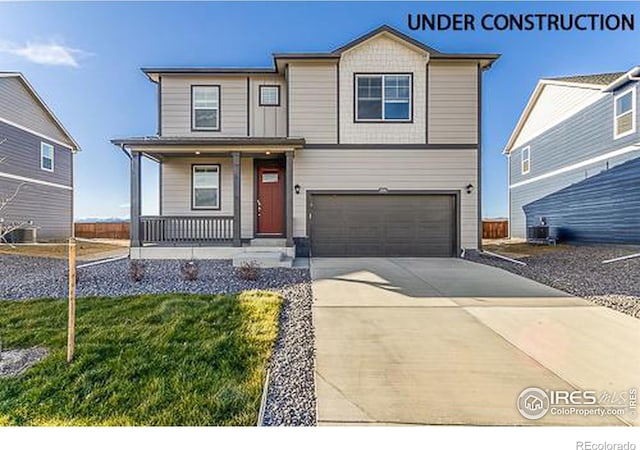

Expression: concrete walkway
xmin=312 ymin=257 xmax=640 ymax=426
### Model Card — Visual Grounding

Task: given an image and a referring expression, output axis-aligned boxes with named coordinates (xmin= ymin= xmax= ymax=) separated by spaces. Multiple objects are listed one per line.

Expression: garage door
xmin=309 ymin=193 xmax=458 ymax=257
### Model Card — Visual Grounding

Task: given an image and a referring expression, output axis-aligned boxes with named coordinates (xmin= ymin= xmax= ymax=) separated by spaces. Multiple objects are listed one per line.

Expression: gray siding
xmin=0 ymin=120 xmax=73 ymax=186
xmin=523 ymin=156 xmax=640 ymax=244
xmin=0 ymin=77 xmax=73 ymax=146
xmin=0 ymin=121 xmax=73 ymax=241
xmin=0 ymin=177 xmax=72 ymax=241
xmin=510 ymin=81 xmax=640 ymax=238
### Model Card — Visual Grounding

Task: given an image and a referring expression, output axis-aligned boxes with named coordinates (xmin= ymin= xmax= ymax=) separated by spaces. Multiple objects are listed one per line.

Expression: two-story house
xmin=0 ymin=72 xmax=79 ymax=242
xmin=112 ymin=25 xmax=499 ymax=264
xmin=505 ymin=67 xmax=640 ymax=243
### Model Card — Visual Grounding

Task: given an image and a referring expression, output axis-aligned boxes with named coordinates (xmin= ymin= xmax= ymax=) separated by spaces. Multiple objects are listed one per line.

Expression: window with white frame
xmin=40 ymin=142 xmax=54 ymax=172
xmin=259 ymin=85 xmax=280 ymax=106
xmin=355 ymin=74 xmax=412 ymax=121
xmin=521 ymin=146 xmax=530 ymax=175
xmin=192 ymin=85 xmax=220 ymax=131
xmin=614 ymin=87 xmax=636 ymax=139
xmin=192 ymin=165 xmax=220 ymax=209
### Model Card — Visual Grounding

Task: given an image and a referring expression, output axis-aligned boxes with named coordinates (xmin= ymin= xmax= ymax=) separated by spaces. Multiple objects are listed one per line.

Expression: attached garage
xmin=308 ymin=192 xmax=459 ymax=257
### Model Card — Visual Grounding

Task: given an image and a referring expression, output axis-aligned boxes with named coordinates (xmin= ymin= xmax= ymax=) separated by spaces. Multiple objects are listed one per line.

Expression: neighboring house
xmin=0 ymin=72 xmax=80 ymax=242
xmin=505 ymin=67 xmax=640 ymax=243
xmin=112 ymin=25 xmax=498 ymax=262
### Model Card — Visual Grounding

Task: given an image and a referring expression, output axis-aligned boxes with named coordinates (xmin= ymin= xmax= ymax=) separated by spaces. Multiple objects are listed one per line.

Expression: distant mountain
xmin=75 ymin=217 xmax=129 ymax=223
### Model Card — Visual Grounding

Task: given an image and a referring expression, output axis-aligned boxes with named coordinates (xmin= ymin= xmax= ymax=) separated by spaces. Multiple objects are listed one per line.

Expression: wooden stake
xmin=67 ymin=237 xmax=77 ymax=363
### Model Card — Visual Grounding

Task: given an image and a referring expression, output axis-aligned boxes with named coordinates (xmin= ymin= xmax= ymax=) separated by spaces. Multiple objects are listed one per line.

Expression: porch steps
xmin=232 ymin=251 xmax=293 ymax=268
xmin=249 ymin=238 xmax=287 ymax=247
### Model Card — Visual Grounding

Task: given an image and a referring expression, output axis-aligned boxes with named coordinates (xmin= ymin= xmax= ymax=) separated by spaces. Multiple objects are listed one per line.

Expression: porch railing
xmin=140 ymin=216 xmax=235 ymax=244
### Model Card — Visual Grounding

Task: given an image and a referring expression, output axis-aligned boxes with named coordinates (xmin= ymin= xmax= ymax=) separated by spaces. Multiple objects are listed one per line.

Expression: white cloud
xmin=118 ymin=203 xmax=130 ymax=209
xmin=0 ymin=40 xmax=89 ymax=67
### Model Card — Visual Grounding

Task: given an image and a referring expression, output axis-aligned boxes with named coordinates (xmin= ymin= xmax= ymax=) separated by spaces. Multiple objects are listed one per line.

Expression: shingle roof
xmin=545 ymin=72 xmax=626 ymax=86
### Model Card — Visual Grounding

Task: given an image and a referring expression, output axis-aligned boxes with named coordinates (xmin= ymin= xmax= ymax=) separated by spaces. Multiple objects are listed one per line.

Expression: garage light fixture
xmin=294 ymin=184 xmax=301 ymax=194
xmin=466 ymin=184 xmax=474 ymax=194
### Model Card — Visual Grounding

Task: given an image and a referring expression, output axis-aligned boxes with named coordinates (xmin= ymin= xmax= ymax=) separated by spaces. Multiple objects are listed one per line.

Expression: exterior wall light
xmin=294 ymin=184 xmax=301 ymax=194
xmin=466 ymin=184 xmax=474 ymax=194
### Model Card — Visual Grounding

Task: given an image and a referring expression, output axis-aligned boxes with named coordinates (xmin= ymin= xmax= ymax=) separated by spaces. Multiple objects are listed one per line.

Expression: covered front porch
xmin=112 ymin=136 xmax=305 ymax=260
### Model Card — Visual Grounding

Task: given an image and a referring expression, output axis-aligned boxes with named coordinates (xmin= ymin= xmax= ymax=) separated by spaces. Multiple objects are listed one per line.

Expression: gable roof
xmin=0 ymin=72 xmax=80 ymax=151
xmin=545 ymin=72 xmax=626 ymax=86
xmin=330 ymin=24 xmax=441 ymax=56
xmin=143 ymin=24 xmax=500 ymax=81
xmin=504 ymin=66 xmax=640 ymax=154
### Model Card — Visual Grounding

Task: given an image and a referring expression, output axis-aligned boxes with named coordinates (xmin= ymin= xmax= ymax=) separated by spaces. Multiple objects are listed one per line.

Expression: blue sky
xmin=0 ymin=1 xmax=638 ymax=219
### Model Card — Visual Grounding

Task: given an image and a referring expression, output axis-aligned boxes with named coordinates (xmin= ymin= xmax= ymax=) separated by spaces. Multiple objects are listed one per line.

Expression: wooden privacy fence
xmin=74 ymin=222 xmax=130 ymax=239
xmin=482 ymin=220 xmax=508 ymax=239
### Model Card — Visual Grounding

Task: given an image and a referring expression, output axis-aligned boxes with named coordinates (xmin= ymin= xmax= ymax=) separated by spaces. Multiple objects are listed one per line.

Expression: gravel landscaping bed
xmin=0 ymin=255 xmax=316 ymax=426
xmin=467 ymin=245 xmax=640 ymax=318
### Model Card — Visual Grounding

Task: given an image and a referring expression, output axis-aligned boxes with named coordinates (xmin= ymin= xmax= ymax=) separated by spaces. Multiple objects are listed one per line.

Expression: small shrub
xmin=181 ymin=260 xmax=199 ymax=281
xmin=237 ymin=261 xmax=260 ymax=281
xmin=129 ymin=260 xmax=145 ymax=282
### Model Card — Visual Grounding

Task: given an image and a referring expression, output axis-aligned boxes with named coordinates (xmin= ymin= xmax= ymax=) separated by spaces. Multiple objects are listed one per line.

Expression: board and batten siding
xmin=509 ymin=82 xmax=640 ymax=238
xmin=288 ymin=63 xmax=337 ymax=143
xmin=160 ymin=157 xmax=254 ymax=238
xmin=523 ymin=156 xmax=640 ymax=244
xmin=160 ymin=76 xmax=248 ymax=137
xmin=0 ymin=76 xmax=73 ymax=146
xmin=249 ymin=76 xmax=287 ymax=137
xmin=428 ymin=62 xmax=478 ymax=145
xmin=293 ymin=148 xmax=478 ymax=249
xmin=339 ymin=34 xmax=428 ymax=144
xmin=0 ymin=178 xmax=72 ymax=241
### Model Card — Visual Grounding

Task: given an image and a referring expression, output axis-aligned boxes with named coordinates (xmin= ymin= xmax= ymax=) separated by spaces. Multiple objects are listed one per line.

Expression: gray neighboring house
xmin=0 ymin=72 xmax=80 ymax=242
xmin=505 ymin=67 xmax=640 ymax=243
xmin=112 ymin=25 xmax=499 ymax=262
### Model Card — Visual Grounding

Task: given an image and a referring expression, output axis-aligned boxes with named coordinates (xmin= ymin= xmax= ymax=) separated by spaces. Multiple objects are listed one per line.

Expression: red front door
xmin=257 ymin=165 xmax=285 ymax=235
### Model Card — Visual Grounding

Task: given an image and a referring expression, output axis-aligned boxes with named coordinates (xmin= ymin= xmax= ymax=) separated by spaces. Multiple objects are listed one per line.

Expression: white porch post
xmin=130 ymin=151 xmax=142 ymax=247
xmin=232 ymin=151 xmax=242 ymax=247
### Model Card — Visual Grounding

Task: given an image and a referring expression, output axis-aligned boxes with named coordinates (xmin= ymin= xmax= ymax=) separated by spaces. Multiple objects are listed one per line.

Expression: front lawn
xmin=0 ymin=292 xmax=282 ymax=426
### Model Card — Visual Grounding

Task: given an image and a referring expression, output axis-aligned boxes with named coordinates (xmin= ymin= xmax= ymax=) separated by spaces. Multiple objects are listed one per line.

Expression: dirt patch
xmin=0 ymin=241 xmax=126 ymax=259
xmin=483 ymin=241 xmax=569 ymax=258
xmin=0 ymin=347 xmax=49 ymax=377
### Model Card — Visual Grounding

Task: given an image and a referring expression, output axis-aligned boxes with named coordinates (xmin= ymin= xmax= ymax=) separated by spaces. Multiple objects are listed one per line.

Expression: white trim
xmin=509 ymin=143 xmax=640 ymax=189
xmin=613 ymin=86 xmax=636 ymax=140
xmin=603 ymin=66 xmax=640 ymax=92
xmin=191 ymin=164 xmax=220 ymax=209
xmin=192 ymin=85 xmax=220 ymax=131
xmin=0 ymin=116 xmax=75 ymax=150
xmin=0 ymin=171 xmax=72 ymax=190
xmin=0 ymin=73 xmax=80 ymax=151
xmin=355 ymin=74 xmax=412 ymax=122
xmin=520 ymin=146 xmax=530 ymax=175
xmin=40 ymin=142 xmax=54 ymax=172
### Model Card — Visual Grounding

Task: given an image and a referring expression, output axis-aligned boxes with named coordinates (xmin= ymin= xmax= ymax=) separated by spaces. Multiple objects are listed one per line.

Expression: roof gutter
xmin=603 ymin=66 xmax=640 ymax=92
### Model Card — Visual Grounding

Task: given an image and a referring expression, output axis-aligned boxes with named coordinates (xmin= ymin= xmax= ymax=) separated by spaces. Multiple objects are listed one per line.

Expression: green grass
xmin=0 ymin=291 xmax=282 ymax=426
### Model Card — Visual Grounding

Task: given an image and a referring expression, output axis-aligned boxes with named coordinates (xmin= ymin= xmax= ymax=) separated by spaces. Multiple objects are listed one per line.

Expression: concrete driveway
xmin=312 ymin=257 xmax=640 ymax=426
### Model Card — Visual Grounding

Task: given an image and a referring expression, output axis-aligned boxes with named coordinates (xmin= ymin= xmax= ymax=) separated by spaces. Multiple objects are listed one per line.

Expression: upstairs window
xmin=192 ymin=165 xmax=220 ymax=209
xmin=40 ymin=142 xmax=54 ymax=172
xmin=259 ymin=85 xmax=280 ymax=106
xmin=192 ymin=85 xmax=220 ymax=131
xmin=614 ymin=87 xmax=636 ymax=139
xmin=521 ymin=146 xmax=530 ymax=175
xmin=355 ymin=74 xmax=412 ymax=122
